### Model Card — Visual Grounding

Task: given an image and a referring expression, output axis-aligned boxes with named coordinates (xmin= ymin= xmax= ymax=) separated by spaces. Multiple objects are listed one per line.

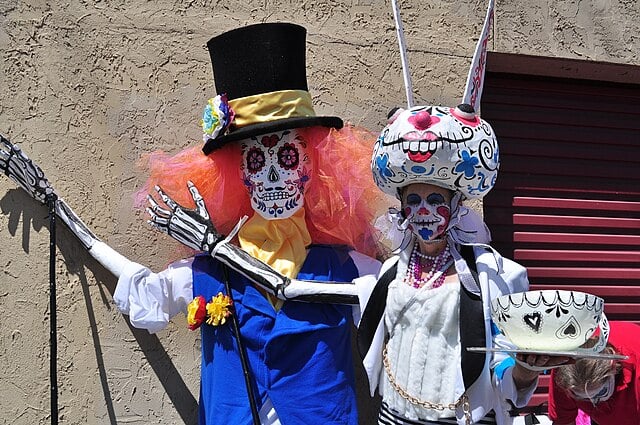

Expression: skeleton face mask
xmin=241 ymin=129 xmax=311 ymax=220
xmin=401 ymin=184 xmax=452 ymax=242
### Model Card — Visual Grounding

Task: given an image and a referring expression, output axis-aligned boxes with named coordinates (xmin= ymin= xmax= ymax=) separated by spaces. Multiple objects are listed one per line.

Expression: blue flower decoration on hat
xmin=201 ymin=94 xmax=235 ymax=143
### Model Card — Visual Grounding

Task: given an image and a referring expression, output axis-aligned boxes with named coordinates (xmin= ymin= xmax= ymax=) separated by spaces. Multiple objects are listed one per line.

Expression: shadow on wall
xmin=0 ymin=189 xmax=199 ymax=425
xmin=1 ymin=188 xmax=382 ymax=424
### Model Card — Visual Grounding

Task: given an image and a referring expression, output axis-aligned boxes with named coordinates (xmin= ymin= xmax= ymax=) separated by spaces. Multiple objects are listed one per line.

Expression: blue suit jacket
xmin=193 ymin=245 xmax=360 ymax=425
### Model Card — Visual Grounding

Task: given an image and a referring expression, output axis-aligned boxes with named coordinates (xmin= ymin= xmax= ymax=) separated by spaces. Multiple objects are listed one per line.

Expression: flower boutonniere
xmin=187 ymin=293 xmax=234 ymax=330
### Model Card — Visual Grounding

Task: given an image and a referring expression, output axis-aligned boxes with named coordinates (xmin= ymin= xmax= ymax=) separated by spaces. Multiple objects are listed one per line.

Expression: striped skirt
xmin=378 ymin=402 xmax=497 ymax=425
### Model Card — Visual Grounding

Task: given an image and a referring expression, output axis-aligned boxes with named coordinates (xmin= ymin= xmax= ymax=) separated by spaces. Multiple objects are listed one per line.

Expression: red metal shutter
xmin=481 ymin=52 xmax=640 ymax=409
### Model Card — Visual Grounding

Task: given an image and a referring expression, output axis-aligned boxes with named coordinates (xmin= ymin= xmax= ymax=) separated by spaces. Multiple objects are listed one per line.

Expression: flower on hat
xmin=201 ymin=94 xmax=235 ymax=143
xmin=455 ymin=150 xmax=480 ymax=178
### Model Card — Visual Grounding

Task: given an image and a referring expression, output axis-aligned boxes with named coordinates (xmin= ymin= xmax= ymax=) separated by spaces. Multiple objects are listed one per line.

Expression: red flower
xmin=187 ymin=295 xmax=207 ymax=330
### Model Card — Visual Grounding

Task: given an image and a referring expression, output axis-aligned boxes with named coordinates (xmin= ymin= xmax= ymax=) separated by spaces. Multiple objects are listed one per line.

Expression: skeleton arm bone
xmin=214 ymin=243 xmax=360 ymax=304
xmin=0 ymin=135 xmax=133 ymax=278
xmin=55 ymin=199 xmax=132 ymax=277
xmin=0 ymin=136 xmax=360 ymax=304
xmin=148 ymin=182 xmax=361 ymax=304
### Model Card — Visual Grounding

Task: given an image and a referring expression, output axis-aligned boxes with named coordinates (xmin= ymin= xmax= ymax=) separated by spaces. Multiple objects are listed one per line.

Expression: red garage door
xmin=481 ymin=52 xmax=640 ymax=410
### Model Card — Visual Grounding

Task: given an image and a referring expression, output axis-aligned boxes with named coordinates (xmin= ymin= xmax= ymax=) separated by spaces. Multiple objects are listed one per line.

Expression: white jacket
xmin=355 ymin=243 xmax=537 ymax=425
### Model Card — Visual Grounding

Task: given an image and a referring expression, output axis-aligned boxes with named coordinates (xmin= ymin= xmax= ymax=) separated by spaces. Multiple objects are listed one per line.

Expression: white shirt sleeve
xmin=113 ymin=257 xmax=195 ymax=334
xmin=348 ymin=250 xmax=382 ymax=323
xmin=354 ymin=256 xmax=399 ymax=396
xmin=348 ymin=250 xmax=382 ymax=278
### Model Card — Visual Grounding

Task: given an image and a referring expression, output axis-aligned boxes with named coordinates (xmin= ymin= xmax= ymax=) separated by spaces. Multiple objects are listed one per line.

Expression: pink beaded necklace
xmin=404 ymin=240 xmax=451 ymax=289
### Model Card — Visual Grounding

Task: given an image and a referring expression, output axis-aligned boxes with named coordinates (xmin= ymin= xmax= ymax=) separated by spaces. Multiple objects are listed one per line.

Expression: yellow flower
xmin=206 ymin=292 xmax=233 ymax=326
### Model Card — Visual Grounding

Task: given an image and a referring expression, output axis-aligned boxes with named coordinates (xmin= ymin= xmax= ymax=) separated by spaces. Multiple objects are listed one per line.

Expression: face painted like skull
xmin=241 ymin=129 xmax=311 ymax=220
xmin=402 ymin=183 xmax=452 ymax=242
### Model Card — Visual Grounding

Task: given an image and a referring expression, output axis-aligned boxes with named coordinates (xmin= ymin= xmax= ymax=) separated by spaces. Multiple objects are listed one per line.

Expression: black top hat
xmin=202 ymin=22 xmax=343 ymax=155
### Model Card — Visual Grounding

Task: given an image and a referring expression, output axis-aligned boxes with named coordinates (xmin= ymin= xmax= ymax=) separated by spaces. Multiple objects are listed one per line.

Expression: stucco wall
xmin=1 ymin=1 xmax=638 ymax=424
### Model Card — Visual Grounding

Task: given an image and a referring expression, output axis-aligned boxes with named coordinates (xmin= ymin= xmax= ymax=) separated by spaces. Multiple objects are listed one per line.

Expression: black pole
xmin=221 ymin=265 xmax=261 ymax=425
xmin=46 ymin=193 xmax=58 ymax=425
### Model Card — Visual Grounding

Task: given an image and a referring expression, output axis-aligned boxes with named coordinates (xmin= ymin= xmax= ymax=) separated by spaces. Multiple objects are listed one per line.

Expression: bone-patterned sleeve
xmin=212 ymin=242 xmax=362 ymax=304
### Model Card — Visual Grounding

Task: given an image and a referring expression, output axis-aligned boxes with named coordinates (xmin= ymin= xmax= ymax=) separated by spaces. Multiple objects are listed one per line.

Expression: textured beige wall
xmin=1 ymin=1 xmax=638 ymax=424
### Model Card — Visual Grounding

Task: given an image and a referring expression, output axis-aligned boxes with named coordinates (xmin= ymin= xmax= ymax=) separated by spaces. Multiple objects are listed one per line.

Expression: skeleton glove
xmin=0 ymin=134 xmax=56 ymax=204
xmin=147 ymin=181 xmax=224 ymax=253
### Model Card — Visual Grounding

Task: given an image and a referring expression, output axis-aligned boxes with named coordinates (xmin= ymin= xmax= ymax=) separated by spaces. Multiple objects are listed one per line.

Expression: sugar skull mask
xmin=241 ymin=129 xmax=311 ymax=220
xmin=402 ymin=184 xmax=452 ymax=242
xmin=371 ymin=104 xmax=499 ymax=200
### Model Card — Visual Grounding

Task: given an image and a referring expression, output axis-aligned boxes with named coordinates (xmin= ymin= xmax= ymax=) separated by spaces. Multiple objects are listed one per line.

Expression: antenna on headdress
xmin=390 ymin=0 xmax=414 ymax=108
xmin=461 ymin=0 xmax=495 ymax=114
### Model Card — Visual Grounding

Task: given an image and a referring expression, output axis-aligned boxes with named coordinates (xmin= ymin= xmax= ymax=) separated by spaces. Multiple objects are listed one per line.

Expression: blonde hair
xmin=554 ymin=345 xmax=619 ymax=393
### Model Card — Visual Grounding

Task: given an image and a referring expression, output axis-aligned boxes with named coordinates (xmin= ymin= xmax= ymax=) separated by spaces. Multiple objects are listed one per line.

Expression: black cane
xmin=221 ymin=265 xmax=261 ymax=425
xmin=46 ymin=193 xmax=59 ymax=425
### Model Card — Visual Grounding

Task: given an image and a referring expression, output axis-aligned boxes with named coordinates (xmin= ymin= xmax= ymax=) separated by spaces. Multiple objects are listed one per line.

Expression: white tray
xmin=467 ymin=346 xmax=628 ymax=361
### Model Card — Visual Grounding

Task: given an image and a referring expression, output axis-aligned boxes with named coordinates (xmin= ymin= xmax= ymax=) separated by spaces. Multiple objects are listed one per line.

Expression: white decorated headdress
xmin=372 ymin=0 xmax=499 ymax=200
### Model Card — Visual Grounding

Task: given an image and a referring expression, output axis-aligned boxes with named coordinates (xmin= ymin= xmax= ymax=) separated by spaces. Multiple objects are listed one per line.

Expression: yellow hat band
xmin=228 ymin=89 xmax=316 ymax=129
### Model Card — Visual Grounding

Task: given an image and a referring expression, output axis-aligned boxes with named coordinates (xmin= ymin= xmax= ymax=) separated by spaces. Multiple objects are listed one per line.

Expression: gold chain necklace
xmin=382 ymin=344 xmax=471 ymax=425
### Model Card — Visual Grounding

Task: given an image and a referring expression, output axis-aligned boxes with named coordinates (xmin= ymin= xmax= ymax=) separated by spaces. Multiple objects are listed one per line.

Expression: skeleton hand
xmin=147 ymin=181 xmax=223 ymax=252
xmin=147 ymin=181 xmax=361 ymax=304
xmin=0 ymin=134 xmax=56 ymax=204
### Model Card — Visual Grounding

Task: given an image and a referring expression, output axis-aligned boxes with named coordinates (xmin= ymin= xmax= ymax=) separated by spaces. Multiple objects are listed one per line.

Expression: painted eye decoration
xmin=405 ymin=193 xmax=446 ymax=206
xmin=451 ymin=103 xmax=480 ymax=127
xmin=426 ymin=193 xmax=446 ymax=206
xmin=246 ymin=147 xmax=266 ymax=174
xmin=278 ymin=143 xmax=299 ymax=170
xmin=406 ymin=193 xmax=421 ymax=206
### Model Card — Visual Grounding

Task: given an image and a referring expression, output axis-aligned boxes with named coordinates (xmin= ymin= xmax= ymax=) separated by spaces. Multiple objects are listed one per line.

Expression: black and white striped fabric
xmin=378 ymin=402 xmax=497 ymax=425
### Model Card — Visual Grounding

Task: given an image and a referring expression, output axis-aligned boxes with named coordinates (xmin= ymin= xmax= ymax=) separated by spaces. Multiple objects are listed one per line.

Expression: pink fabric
xmin=576 ymin=410 xmax=591 ymax=425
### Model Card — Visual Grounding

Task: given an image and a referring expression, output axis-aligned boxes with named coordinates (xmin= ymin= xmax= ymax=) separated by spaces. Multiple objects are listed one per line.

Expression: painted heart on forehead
xmin=371 ymin=104 xmax=500 ymax=200
xmin=241 ymin=129 xmax=311 ymax=219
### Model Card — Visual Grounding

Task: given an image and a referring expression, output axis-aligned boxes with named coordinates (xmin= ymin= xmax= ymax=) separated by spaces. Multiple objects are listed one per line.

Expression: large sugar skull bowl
xmin=491 ymin=290 xmax=610 ymax=352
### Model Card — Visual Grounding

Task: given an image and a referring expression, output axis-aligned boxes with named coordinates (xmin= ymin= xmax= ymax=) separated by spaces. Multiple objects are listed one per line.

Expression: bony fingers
xmin=147 ymin=199 xmax=171 ymax=217
xmin=146 ymin=207 xmax=157 ymax=219
xmin=154 ymin=185 xmax=168 ymax=202
xmin=188 ymin=183 xmax=210 ymax=219
xmin=149 ymin=214 xmax=169 ymax=227
xmin=0 ymin=134 xmax=11 ymax=148
xmin=156 ymin=185 xmax=179 ymax=211
xmin=147 ymin=194 xmax=159 ymax=208
xmin=154 ymin=185 xmax=171 ymax=205
xmin=187 ymin=181 xmax=203 ymax=201
xmin=148 ymin=220 xmax=169 ymax=234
